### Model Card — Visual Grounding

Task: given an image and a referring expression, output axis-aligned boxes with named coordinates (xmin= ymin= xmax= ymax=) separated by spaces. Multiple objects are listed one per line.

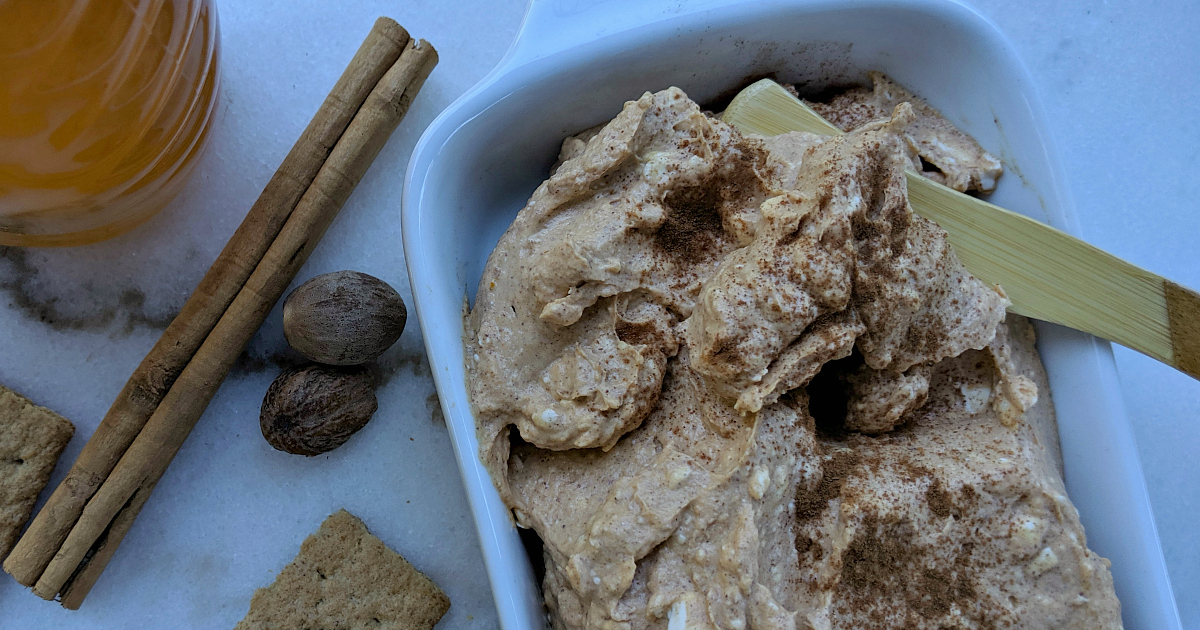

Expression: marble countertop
xmin=1 ymin=1 xmax=1195 ymax=628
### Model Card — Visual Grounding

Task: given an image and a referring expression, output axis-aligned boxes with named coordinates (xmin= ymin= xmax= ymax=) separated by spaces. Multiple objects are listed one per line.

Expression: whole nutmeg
xmin=282 ymin=271 xmax=407 ymax=365
xmin=260 ymin=364 xmax=378 ymax=456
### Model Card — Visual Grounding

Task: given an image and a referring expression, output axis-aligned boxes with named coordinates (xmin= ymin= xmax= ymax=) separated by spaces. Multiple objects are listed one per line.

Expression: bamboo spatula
xmin=721 ymin=79 xmax=1200 ymax=380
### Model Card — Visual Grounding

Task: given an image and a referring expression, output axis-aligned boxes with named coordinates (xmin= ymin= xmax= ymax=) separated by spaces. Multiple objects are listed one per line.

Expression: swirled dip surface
xmin=465 ymin=81 xmax=1122 ymax=630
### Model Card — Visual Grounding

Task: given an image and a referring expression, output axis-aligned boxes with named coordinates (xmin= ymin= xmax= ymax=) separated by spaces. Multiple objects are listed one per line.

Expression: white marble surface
xmin=0 ymin=1 xmax=1195 ymax=628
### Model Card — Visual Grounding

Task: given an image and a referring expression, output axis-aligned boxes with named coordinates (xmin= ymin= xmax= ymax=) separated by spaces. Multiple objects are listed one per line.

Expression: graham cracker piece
xmin=0 ymin=385 xmax=75 ymax=562
xmin=235 ymin=509 xmax=450 ymax=630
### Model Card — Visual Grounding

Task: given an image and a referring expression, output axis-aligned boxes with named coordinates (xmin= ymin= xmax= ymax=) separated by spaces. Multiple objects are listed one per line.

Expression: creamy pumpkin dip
xmin=465 ymin=76 xmax=1122 ymax=630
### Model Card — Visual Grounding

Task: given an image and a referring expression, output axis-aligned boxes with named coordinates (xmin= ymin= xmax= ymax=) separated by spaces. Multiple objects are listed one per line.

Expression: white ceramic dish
xmin=402 ymin=1 xmax=1182 ymax=628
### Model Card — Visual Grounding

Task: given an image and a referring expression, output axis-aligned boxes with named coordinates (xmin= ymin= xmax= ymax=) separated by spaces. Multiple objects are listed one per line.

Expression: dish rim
xmin=401 ymin=1 xmax=1182 ymax=628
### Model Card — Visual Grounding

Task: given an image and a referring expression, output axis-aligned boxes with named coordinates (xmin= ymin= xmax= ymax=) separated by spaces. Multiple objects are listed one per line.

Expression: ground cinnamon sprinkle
xmin=795 ymin=449 xmax=862 ymax=565
xmin=614 ymin=321 xmax=658 ymax=346
xmin=958 ymin=483 xmax=979 ymax=508
xmin=655 ymin=184 xmax=724 ymax=262
xmin=837 ymin=511 xmax=981 ymax=628
xmin=841 ymin=513 xmax=914 ymax=590
xmin=915 ymin=567 xmax=957 ymax=617
xmin=806 ymin=87 xmax=886 ymax=132
xmin=796 ymin=449 xmax=860 ymax=523
xmin=925 ymin=478 xmax=954 ymax=519
xmin=653 ymin=140 xmax=766 ymax=263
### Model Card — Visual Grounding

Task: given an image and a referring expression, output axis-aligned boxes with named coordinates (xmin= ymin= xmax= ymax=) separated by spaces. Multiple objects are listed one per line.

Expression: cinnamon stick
xmin=35 ymin=39 xmax=439 ymax=607
xmin=3 ymin=17 xmax=409 ymax=588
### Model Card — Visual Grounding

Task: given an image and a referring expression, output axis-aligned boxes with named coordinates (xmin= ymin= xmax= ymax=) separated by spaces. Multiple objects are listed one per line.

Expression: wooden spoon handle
xmin=907 ymin=171 xmax=1200 ymax=379
xmin=722 ymin=79 xmax=1200 ymax=380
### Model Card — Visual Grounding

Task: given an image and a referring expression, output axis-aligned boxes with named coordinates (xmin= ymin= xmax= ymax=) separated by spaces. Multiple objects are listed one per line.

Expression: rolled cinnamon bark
xmin=36 ymin=39 xmax=439 ymax=607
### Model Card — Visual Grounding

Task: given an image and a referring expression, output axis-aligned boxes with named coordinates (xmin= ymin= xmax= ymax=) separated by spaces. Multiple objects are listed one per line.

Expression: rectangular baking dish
xmin=401 ymin=1 xmax=1182 ymax=628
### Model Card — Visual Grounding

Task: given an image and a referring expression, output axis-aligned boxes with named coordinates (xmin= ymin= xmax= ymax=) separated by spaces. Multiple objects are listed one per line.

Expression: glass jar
xmin=0 ymin=0 xmax=220 ymax=247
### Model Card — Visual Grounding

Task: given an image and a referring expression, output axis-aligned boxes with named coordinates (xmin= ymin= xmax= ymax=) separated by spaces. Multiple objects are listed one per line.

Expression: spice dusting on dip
xmin=465 ymin=79 xmax=1122 ymax=630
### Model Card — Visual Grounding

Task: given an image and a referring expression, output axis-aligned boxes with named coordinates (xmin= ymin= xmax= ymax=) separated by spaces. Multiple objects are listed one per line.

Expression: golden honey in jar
xmin=0 ymin=0 xmax=219 ymax=247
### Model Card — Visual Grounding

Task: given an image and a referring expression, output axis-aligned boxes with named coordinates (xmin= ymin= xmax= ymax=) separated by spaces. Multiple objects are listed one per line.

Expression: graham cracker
xmin=235 ymin=509 xmax=450 ymax=630
xmin=0 ymin=385 xmax=75 ymax=562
